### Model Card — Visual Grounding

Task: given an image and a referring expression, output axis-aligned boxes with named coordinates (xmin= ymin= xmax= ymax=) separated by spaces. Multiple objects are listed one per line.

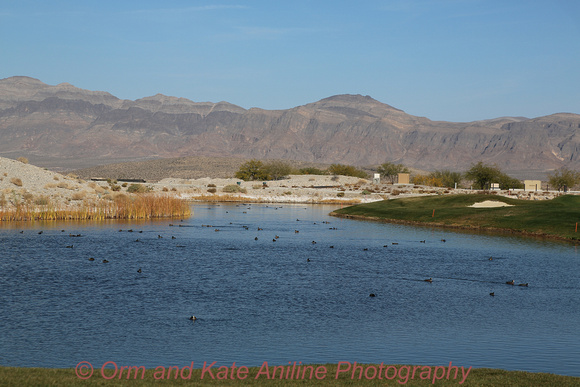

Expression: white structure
xmin=373 ymin=173 xmax=381 ymax=184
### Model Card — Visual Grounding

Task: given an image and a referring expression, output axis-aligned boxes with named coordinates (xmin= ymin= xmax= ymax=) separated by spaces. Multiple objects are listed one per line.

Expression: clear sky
xmin=1 ymin=0 xmax=579 ymax=122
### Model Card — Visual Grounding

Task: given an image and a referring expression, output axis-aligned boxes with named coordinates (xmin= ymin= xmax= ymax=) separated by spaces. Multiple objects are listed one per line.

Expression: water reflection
xmin=0 ymin=203 xmax=578 ymax=376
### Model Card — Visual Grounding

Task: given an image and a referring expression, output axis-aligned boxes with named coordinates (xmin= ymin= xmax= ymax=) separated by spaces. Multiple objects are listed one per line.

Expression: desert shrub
xmin=127 ymin=184 xmax=152 ymax=193
xmin=122 ymin=182 xmax=128 ymax=187
xmin=34 ymin=196 xmax=51 ymax=206
xmin=223 ymin=184 xmax=247 ymax=193
xmin=298 ymin=167 xmax=326 ymax=175
xmin=0 ymin=193 xmax=7 ymax=207
xmin=57 ymin=182 xmax=71 ymax=189
xmin=22 ymin=192 xmax=34 ymax=202
xmin=171 ymin=187 xmax=177 ymax=191
xmin=67 ymin=173 xmax=78 ymax=179
xmin=235 ymin=159 xmax=270 ymax=181
xmin=162 ymin=187 xmax=169 ymax=192
xmin=263 ymin=160 xmax=294 ymax=180
xmin=328 ymin=164 xmax=368 ymax=178
xmin=207 ymin=188 xmax=217 ymax=194
xmin=337 ymin=192 xmax=345 ymax=197
xmin=17 ymin=157 xmax=29 ymax=164
xmin=391 ymin=189 xmax=402 ymax=196
xmin=10 ymin=177 xmax=23 ymax=187
xmin=207 ymin=184 xmax=216 ymax=188
xmin=361 ymin=190 xmax=371 ymax=195
xmin=331 ymin=175 xmax=340 ymax=182
xmin=71 ymin=191 xmax=87 ymax=200
xmin=53 ymin=175 xmax=60 ymax=181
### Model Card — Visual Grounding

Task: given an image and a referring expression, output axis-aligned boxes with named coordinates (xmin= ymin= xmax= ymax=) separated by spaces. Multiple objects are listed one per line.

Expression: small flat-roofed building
xmin=397 ymin=173 xmax=410 ymax=184
xmin=524 ymin=180 xmax=542 ymax=191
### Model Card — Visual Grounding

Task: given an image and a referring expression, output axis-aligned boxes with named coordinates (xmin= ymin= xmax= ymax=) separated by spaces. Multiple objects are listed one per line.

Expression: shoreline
xmin=329 ymin=212 xmax=579 ymax=243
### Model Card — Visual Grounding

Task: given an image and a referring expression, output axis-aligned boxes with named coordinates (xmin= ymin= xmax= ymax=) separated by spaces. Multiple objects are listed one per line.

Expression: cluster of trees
xmin=235 ymin=160 xmax=369 ymax=181
xmin=547 ymin=168 xmax=580 ymax=191
xmin=235 ymin=159 xmax=580 ymax=191
xmin=463 ymin=162 xmax=523 ymax=190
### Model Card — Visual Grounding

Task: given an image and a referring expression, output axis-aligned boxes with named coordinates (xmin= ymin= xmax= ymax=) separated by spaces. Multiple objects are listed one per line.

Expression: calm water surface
xmin=1 ymin=203 xmax=579 ymax=376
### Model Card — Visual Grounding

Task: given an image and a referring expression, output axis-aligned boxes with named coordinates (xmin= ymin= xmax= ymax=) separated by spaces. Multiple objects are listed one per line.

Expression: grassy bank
xmin=0 ymin=194 xmax=191 ymax=221
xmin=1 ymin=364 xmax=578 ymax=387
xmin=331 ymin=194 xmax=580 ymax=241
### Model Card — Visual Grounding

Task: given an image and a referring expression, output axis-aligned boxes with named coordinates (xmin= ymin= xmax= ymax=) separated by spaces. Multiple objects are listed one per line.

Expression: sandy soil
xmin=0 ymin=156 xmax=568 ymax=209
xmin=469 ymin=200 xmax=514 ymax=208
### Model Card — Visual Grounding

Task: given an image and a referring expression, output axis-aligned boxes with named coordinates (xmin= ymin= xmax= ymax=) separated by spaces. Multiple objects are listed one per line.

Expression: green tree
xmin=464 ymin=162 xmax=502 ymax=189
xmin=496 ymin=172 xmax=523 ymax=190
xmin=328 ymin=164 xmax=368 ymax=178
xmin=263 ymin=160 xmax=294 ymax=180
xmin=298 ymin=167 xmax=326 ymax=175
xmin=548 ymin=168 xmax=580 ymax=191
xmin=377 ymin=162 xmax=409 ymax=184
xmin=235 ymin=159 xmax=270 ymax=181
xmin=429 ymin=170 xmax=462 ymax=188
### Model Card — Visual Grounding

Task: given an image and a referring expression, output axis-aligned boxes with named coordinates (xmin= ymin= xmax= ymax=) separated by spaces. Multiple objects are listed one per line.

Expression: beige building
xmin=524 ymin=180 xmax=542 ymax=191
xmin=397 ymin=173 xmax=410 ymax=184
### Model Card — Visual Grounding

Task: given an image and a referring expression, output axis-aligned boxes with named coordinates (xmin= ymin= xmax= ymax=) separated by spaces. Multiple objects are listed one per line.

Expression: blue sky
xmin=1 ymin=0 xmax=579 ymax=121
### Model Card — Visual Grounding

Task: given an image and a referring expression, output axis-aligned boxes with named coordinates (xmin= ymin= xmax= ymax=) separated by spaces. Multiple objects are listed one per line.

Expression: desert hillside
xmin=1 ymin=76 xmax=579 ymax=173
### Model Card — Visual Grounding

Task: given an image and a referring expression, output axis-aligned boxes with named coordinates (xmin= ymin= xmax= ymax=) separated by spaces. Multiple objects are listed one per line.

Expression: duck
xmin=518 ymin=283 xmax=529 ymax=287
xmin=369 ymin=293 xmax=376 ymax=297
xmin=307 ymin=258 xmax=310 ymax=262
xmin=137 ymin=268 xmax=142 ymax=273
xmin=189 ymin=316 xmax=197 ymax=321
xmin=506 ymin=280 xmax=515 ymax=285
xmin=329 ymin=246 xmax=334 ymax=248
xmin=102 ymin=259 xmax=109 ymax=263
xmin=441 ymin=239 xmax=446 ymax=242
xmin=254 ymin=237 xmax=258 ymax=240
xmin=420 ymin=240 xmax=426 ymax=243
xmin=311 ymin=241 xmax=317 ymax=244
xmin=489 ymin=257 xmax=493 ymax=261
xmin=489 ymin=292 xmax=495 ymax=296
xmin=88 ymin=257 xmax=95 ymax=261
xmin=66 ymin=244 xmax=73 ymax=248
xmin=424 ymin=278 xmax=433 ymax=283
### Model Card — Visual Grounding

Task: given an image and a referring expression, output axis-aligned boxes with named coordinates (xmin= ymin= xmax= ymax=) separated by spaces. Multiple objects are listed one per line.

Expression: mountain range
xmin=1 ymin=76 xmax=579 ymax=175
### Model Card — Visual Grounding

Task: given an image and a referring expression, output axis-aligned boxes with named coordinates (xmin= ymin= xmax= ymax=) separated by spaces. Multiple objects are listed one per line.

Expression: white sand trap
xmin=469 ymin=200 xmax=513 ymax=208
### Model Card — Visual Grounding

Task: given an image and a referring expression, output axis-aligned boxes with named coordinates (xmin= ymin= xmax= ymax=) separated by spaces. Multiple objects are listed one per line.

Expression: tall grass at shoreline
xmin=0 ymin=194 xmax=191 ymax=221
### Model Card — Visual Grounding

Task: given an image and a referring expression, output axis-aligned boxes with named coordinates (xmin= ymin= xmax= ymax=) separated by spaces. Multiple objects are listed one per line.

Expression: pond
xmin=1 ymin=203 xmax=578 ymax=376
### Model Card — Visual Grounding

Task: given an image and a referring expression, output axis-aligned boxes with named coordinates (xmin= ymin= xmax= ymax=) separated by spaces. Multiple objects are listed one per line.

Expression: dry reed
xmin=0 ymin=194 xmax=191 ymax=221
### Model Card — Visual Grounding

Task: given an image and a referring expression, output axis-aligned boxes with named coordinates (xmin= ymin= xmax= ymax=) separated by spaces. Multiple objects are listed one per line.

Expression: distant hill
xmin=1 ymin=76 xmax=579 ymax=174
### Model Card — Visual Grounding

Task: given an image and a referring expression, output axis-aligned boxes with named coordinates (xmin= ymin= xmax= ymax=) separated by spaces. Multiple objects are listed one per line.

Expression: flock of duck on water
xmin=22 ymin=203 xmax=530 ymax=323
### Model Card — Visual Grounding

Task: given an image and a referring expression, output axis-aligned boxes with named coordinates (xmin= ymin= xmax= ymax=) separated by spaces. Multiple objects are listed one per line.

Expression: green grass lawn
xmin=0 ymin=364 xmax=578 ymax=386
xmin=332 ymin=194 xmax=580 ymax=241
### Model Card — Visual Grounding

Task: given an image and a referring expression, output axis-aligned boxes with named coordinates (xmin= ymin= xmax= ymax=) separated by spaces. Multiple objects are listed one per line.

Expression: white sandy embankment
xmin=469 ymin=200 xmax=514 ymax=208
xmin=154 ymin=175 xmax=389 ymax=204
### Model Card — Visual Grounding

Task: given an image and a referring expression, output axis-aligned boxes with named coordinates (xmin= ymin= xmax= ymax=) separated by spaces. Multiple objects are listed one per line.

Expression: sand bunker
xmin=469 ymin=200 xmax=513 ymax=208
